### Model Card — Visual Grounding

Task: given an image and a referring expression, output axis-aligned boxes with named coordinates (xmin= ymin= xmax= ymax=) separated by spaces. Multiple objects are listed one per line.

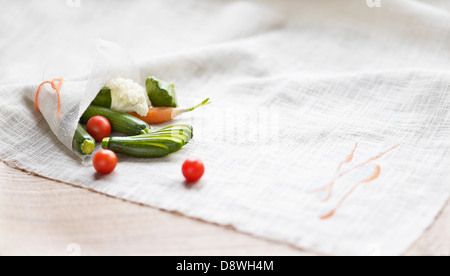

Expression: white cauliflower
xmin=106 ymin=77 xmax=151 ymax=117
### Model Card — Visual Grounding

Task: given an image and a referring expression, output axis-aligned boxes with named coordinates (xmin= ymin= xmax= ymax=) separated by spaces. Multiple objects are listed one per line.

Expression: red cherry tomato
xmin=182 ymin=158 xmax=205 ymax=182
xmin=93 ymin=150 xmax=118 ymax=175
xmin=86 ymin=116 xmax=111 ymax=142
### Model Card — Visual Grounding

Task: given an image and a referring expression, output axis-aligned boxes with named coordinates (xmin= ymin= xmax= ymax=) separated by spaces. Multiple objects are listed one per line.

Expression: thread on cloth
xmin=35 ymin=78 xmax=64 ymax=118
xmin=313 ymin=144 xmax=399 ymax=219
xmin=313 ymin=144 xmax=399 ymax=201
xmin=320 ymin=164 xmax=381 ymax=220
xmin=337 ymin=142 xmax=358 ymax=171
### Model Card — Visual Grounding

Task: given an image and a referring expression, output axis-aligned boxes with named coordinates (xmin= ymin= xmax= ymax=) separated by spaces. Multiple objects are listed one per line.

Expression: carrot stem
xmin=129 ymin=98 xmax=211 ymax=124
xmin=182 ymin=98 xmax=211 ymax=113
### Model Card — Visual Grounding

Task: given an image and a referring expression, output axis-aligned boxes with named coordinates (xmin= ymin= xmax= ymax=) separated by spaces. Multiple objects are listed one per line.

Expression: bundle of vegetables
xmin=35 ymin=75 xmax=206 ymax=160
xmin=91 ymin=76 xmax=211 ymax=124
xmin=72 ymin=105 xmax=193 ymax=158
xmin=70 ymin=76 xmax=206 ymax=159
xmin=31 ymin=40 xmax=208 ymax=177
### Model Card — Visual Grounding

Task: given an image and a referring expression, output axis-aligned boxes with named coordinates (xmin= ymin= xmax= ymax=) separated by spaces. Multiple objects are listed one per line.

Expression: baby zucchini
xmin=102 ymin=124 xmax=193 ymax=158
xmin=73 ymin=123 xmax=95 ymax=155
xmin=146 ymin=124 xmax=193 ymax=143
xmin=80 ymin=105 xmax=151 ymax=135
xmin=91 ymin=87 xmax=112 ymax=108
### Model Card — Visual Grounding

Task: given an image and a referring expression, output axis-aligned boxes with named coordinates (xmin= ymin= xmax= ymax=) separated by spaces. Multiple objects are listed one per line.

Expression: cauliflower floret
xmin=106 ymin=77 xmax=151 ymax=117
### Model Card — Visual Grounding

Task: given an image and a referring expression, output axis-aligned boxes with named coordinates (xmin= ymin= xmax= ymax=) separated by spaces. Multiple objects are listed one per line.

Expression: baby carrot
xmin=129 ymin=98 xmax=211 ymax=124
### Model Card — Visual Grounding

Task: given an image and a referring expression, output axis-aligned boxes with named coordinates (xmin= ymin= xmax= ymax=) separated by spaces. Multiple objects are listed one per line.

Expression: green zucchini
xmin=142 ymin=126 xmax=193 ymax=145
xmin=144 ymin=131 xmax=190 ymax=145
xmin=141 ymin=124 xmax=193 ymax=140
xmin=80 ymin=105 xmax=151 ymax=135
xmin=72 ymin=123 xmax=95 ymax=155
xmin=91 ymin=87 xmax=112 ymax=108
xmin=102 ymin=124 xmax=193 ymax=158
xmin=157 ymin=124 xmax=193 ymax=133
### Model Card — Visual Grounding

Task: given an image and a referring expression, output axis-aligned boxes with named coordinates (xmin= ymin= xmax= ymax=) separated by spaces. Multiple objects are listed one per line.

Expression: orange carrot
xmin=35 ymin=78 xmax=64 ymax=117
xmin=129 ymin=98 xmax=211 ymax=124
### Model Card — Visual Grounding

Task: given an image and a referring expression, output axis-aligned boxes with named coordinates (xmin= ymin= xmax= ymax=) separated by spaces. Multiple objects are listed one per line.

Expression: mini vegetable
xmin=128 ymin=98 xmax=211 ymax=124
xmin=86 ymin=115 xmax=111 ymax=142
xmin=93 ymin=149 xmax=118 ymax=174
xmin=146 ymin=76 xmax=178 ymax=107
xmin=182 ymin=158 xmax=205 ymax=183
xmin=72 ymin=123 xmax=95 ymax=155
xmin=80 ymin=105 xmax=151 ymax=135
xmin=106 ymin=77 xmax=151 ymax=116
xmin=90 ymin=87 xmax=112 ymax=108
xmin=102 ymin=124 xmax=193 ymax=158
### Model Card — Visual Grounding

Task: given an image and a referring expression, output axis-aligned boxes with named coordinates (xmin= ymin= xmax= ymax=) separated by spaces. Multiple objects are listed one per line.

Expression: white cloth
xmin=1 ymin=0 xmax=450 ymax=255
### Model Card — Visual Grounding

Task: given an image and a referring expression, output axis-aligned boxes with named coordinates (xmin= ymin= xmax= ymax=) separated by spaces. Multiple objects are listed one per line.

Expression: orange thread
xmin=35 ymin=81 xmax=51 ymax=112
xmin=320 ymin=164 xmax=381 ymax=220
xmin=313 ymin=143 xmax=358 ymax=201
xmin=35 ymin=78 xmax=64 ymax=118
xmin=337 ymin=142 xmax=358 ymax=171
xmin=313 ymin=144 xmax=398 ymax=201
xmin=314 ymin=180 xmax=336 ymax=202
xmin=339 ymin=144 xmax=398 ymax=178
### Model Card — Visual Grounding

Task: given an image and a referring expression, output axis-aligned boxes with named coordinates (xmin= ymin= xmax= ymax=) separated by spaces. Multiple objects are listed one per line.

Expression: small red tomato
xmin=86 ymin=116 xmax=111 ymax=142
xmin=182 ymin=158 xmax=205 ymax=182
xmin=93 ymin=150 xmax=118 ymax=175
